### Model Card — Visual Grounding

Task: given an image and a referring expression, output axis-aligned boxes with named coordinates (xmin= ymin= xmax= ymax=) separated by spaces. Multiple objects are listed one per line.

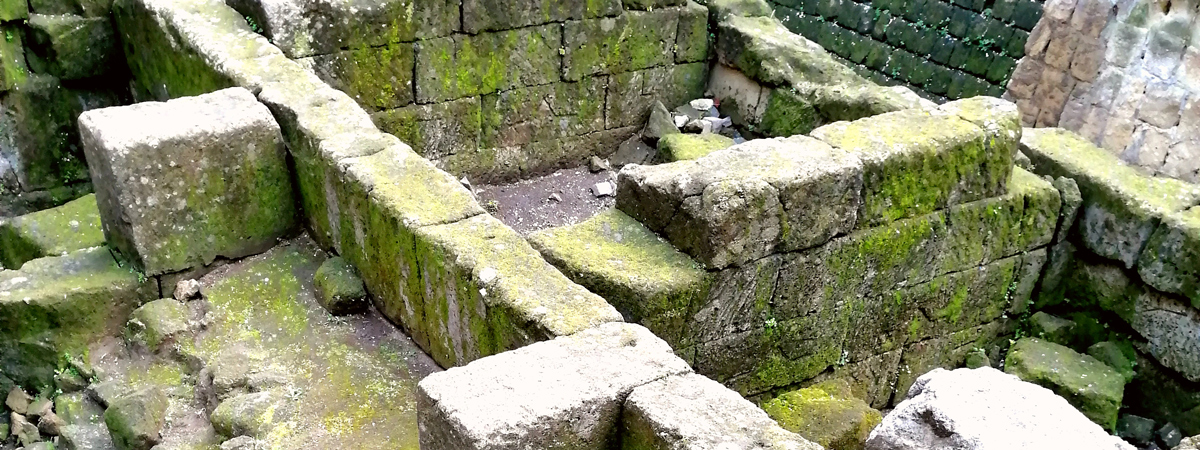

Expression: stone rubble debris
xmin=591 ymin=181 xmax=615 ymax=198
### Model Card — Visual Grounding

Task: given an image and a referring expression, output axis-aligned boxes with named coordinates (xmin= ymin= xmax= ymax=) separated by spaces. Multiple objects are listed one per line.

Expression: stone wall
xmin=0 ymin=0 xmax=129 ymax=216
xmin=1005 ymin=0 xmax=1199 ymax=182
xmin=227 ymin=0 xmax=712 ymax=183
xmin=767 ymin=0 xmax=1042 ymax=102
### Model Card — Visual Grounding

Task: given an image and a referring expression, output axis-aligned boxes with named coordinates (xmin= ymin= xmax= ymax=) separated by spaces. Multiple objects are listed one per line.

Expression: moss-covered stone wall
xmin=241 ymin=0 xmax=713 ymax=183
xmin=0 ymin=0 xmax=130 ymax=216
xmin=764 ymin=0 xmax=1040 ymax=102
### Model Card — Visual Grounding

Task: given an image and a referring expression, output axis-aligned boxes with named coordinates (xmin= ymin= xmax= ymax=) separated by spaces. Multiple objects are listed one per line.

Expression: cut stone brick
xmin=237 ymin=0 xmax=459 ymax=58
xmin=1138 ymin=207 xmax=1200 ymax=308
xmin=25 ymin=13 xmax=119 ymax=80
xmin=657 ymin=133 xmax=736 ymax=162
xmin=415 ymin=24 xmax=560 ymax=103
xmin=0 ymin=193 xmax=105 ymax=270
xmin=761 ymin=379 xmax=881 ymax=450
xmin=1129 ymin=290 xmax=1200 ymax=383
xmin=79 ymin=87 xmax=296 ymax=275
xmin=1020 ymin=127 xmax=1200 ymax=268
xmin=1005 ymin=337 xmax=1126 ymax=430
xmin=300 ymin=44 xmax=415 ymax=112
xmin=617 ymin=135 xmax=863 ymax=269
xmin=563 ymin=9 xmax=680 ymax=81
xmin=480 ymin=78 xmax=607 ymax=150
xmin=624 ymin=373 xmax=823 ymax=450
xmin=0 ymin=247 xmax=157 ymax=387
xmin=675 ymin=1 xmax=710 ymax=63
xmin=605 ymin=63 xmax=708 ymax=129
xmin=461 ymin=0 xmax=620 ymax=33
xmin=416 ymin=323 xmax=691 ymax=450
xmin=412 ymin=214 xmax=623 ymax=367
xmin=372 ymin=97 xmax=481 ymax=161
xmin=528 ymin=209 xmax=711 ymax=350
xmin=812 ymin=103 xmax=1011 ymax=228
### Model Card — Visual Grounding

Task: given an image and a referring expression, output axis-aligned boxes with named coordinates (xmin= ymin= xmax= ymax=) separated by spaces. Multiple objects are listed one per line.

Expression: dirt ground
xmin=474 ymin=166 xmax=618 ymax=235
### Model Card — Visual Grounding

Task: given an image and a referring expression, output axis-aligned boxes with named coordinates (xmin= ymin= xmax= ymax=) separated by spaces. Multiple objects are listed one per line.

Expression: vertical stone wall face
xmin=767 ymin=0 xmax=1042 ymax=102
xmin=0 ymin=0 xmax=130 ymax=216
xmin=237 ymin=0 xmax=713 ymax=183
xmin=1006 ymin=0 xmax=1200 ymax=182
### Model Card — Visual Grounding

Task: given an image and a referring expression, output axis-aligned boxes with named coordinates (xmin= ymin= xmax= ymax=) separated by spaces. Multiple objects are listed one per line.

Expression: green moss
xmin=762 ymin=379 xmax=882 ymax=449
xmin=1005 ymin=338 xmax=1126 ymax=430
xmin=563 ymin=10 xmax=678 ymax=81
xmin=0 ymin=194 xmax=105 ymax=270
xmin=657 ymin=133 xmax=736 ymax=162
xmin=415 ymin=25 xmax=560 ymax=102
xmin=759 ymin=88 xmax=820 ymax=137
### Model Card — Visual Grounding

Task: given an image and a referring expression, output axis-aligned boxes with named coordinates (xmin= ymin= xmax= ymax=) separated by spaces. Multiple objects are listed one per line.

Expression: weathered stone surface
xmin=563 ymin=9 xmax=680 ymax=81
xmin=624 ymin=373 xmax=822 ymax=450
xmin=1180 ymin=436 xmax=1200 ymax=450
xmin=372 ymin=97 xmax=480 ymax=161
xmin=480 ymin=78 xmax=607 ymax=150
xmin=462 ymin=0 xmax=620 ymax=33
xmin=658 ymin=133 xmax=736 ymax=162
xmin=0 ymin=23 xmax=28 ymax=91
xmin=762 ymin=379 xmax=882 ymax=450
xmin=676 ymin=1 xmax=710 ymax=63
xmin=241 ymin=0 xmax=458 ymax=58
xmin=1005 ymin=337 xmax=1126 ymax=430
xmin=210 ymin=391 xmax=287 ymax=438
xmin=26 ymin=13 xmax=120 ymax=80
xmin=79 ymin=87 xmax=295 ymax=275
xmin=709 ymin=0 xmax=773 ymax=21
xmin=61 ymin=423 xmax=118 ymax=450
xmin=1021 ymin=128 xmax=1200 ymax=268
xmin=104 ymin=387 xmax=168 ymax=450
xmin=301 ymin=44 xmax=414 ymax=111
xmin=812 ymin=106 xmax=1009 ymax=227
xmin=4 ymin=74 xmax=121 ymax=190
xmin=417 ymin=323 xmax=691 ymax=450
xmin=1052 ymin=176 xmax=1082 ymax=242
xmin=1029 ymin=311 xmax=1076 ymax=345
xmin=1087 ymin=341 xmax=1136 ymax=383
xmin=1129 ymin=291 xmax=1200 ymax=383
xmin=866 ymin=367 xmax=1135 ymax=450
xmin=0 ymin=0 xmax=28 ymax=20
xmin=0 ymin=193 xmax=104 ymax=270
xmin=415 ymin=24 xmax=560 ymax=103
xmin=55 ymin=392 xmax=104 ymax=426
xmin=1138 ymin=207 xmax=1200 ymax=307
xmin=412 ymin=214 xmax=623 ymax=367
xmin=717 ymin=15 xmax=861 ymax=87
xmin=605 ymin=63 xmax=708 ymax=129
xmin=312 ymin=256 xmax=367 ymax=315
xmin=529 ymin=209 xmax=710 ymax=349
xmin=0 ymin=247 xmax=155 ymax=387
xmin=12 ymin=412 xmax=39 ymax=445
xmin=623 ymin=0 xmax=685 ymax=10
xmin=641 ymin=101 xmax=679 ymax=145
xmin=617 ymin=135 xmax=863 ymax=268
xmin=126 ymin=299 xmax=190 ymax=350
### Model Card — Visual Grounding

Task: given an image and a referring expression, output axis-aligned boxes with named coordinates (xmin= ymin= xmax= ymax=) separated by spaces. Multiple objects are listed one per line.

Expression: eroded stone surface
xmin=762 ymin=379 xmax=881 ymax=450
xmin=79 ymin=87 xmax=295 ymax=275
xmin=1138 ymin=207 xmax=1200 ymax=307
xmin=0 ymin=193 xmax=104 ymax=270
xmin=1005 ymin=337 xmax=1126 ymax=430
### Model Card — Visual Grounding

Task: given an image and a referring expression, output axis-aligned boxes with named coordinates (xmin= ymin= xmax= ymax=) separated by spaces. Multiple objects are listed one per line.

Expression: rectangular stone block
xmin=79 ymin=87 xmax=295 ymax=275
xmin=1138 ymin=207 xmax=1200 ymax=308
xmin=0 ymin=23 xmax=28 ymax=91
xmin=894 ymin=320 xmax=1009 ymax=401
xmin=288 ymin=130 xmax=394 ymax=254
xmin=25 ymin=13 xmax=120 ymax=81
xmin=412 ymin=214 xmax=624 ymax=367
xmin=622 ymin=373 xmax=822 ymax=450
xmin=717 ymin=15 xmax=863 ymax=87
xmin=372 ymin=96 xmax=481 ymax=161
xmin=563 ymin=9 xmax=680 ymax=81
xmin=811 ymin=103 xmax=1009 ymax=228
xmin=441 ymin=125 xmax=638 ymax=184
xmin=529 ymin=210 xmax=711 ymax=350
xmin=675 ymin=1 xmax=710 ymax=63
xmin=0 ymin=247 xmax=157 ymax=387
xmin=462 ymin=0 xmax=620 ymax=33
xmin=1020 ymin=127 xmax=1200 ymax=268
xmin=0 ymin=0 xmax=28 ymax=20
xmin=417 ymin=323 xmax=690 ymax=450
xmin=605 ymin=62 xmax=708 ymax=129
xmin=301 ymin=43 xmax=415 ymax=112
xmin=415 ymin=24 xmax=561 ymax=103
xmin=244 ymin=0 xmax=458 ymax=58
xmin=0 ymin=193 xmax=105 ymax=270
xmin=480 ymin=77 xmax=607 ymax=150
xmin=617 ymin=135 xmax=863 ymax=269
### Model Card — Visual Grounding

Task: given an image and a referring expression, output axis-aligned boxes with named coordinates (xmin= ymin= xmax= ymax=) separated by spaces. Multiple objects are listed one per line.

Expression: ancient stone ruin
xmin=0 ymin=0 xmax=1197 ymax=448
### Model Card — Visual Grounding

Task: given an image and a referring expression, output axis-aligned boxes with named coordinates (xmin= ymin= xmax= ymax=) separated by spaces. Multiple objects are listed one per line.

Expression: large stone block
xmin=480 ymin=77 xmax=607 ymax=150
xmin=1138 ymin=207 xmax=1200 ymax=307
xmin=0 ymin=0 xmax=28 ymax=20
xmin=417 ymin=323 xmax=691 ymax=450
xmin=563 ymin=9 xmax=680 ymax=81
xmin=300 ymin=44 xmax=414 ymax=111
xmin=675 ymin=1 xmax=710 ymax=63
xmin=0 ymin=24 xmax=29 ymax=91
xmin=4 ymin=74 xmax=121 ymax=191
xmin=761 ymin=379 xmax=882 ymax=450
xmin=0 ymin=247 xmax=156 ymax=387
xmin=1006 ymin=337 xmax=1126 ymax=430
xmin=605 ymin=62 xmax=708 ymax=129
xmin=1129 ymin=290 xmax=1200 ymax=384
xmin=617 ymin=135 xmax=863 ymax=269
xmin=529 ymin=209 xmax=711 ymax=350
xmin=25 ymin=13 xmax=120 ymax=80
xmin=241 ymin=0 xmax=458 ymax=58
xmin=1020 ymin=128 xmax=1200 ymax=268
xmin=79 ymin=87 xmax=295 ymax=275
xmin=623 ymin=373 xmax=822 ymax=450
xmin=415 ymin=25 xmax=560 ymax=103
xmin=461 ymin=0 xmax=620 ymax=33
xmin=716 ymin=15 xmax=862 ymax=87
xmin=0 ymin=193 xmax=104 ymax=270
xmin=372 ymin=97 xmax=480 ymax=161
xmin=812 ymin=104 xmax=1011 ymax=228
xmin=412 ymin=214 xmax=623 ymax=367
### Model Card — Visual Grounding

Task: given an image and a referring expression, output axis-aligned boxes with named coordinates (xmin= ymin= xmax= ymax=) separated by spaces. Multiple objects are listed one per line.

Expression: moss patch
xmin=657 ymin=133 xmax=736 ymax=162
xmin=0 ymin=193 xmax=105 ymax=270
xmin=1006 ymin=337 xmax=1126 ymax=430
xmin=762 ymin=379 xmax=882 ymax=450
